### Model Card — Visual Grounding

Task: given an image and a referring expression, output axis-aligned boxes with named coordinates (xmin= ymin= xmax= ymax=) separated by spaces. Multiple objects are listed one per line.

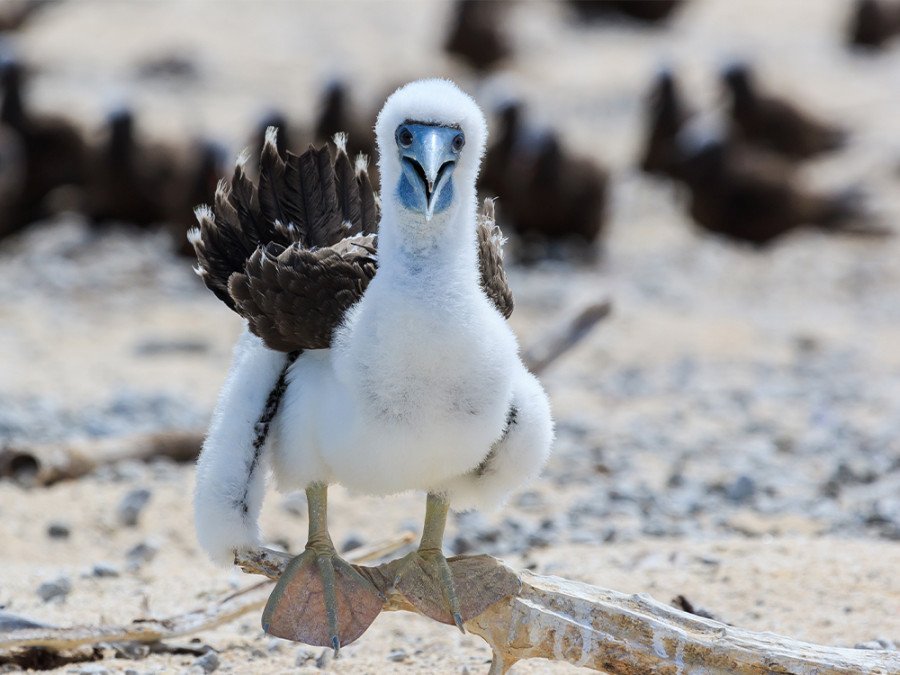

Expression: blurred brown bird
xmin=0 ymin=55 xmax=87 ymax=239
xmin=479 ymin=101 xmax=523 ymax=201
xmin=83 ymin=107 xmax=174 ymax=228
xmin=0 ymin=0 xmax=56 ymax=34
xmin=670 ymin=132 xmax=884 ymax=245
xmin=165 ymin=139 xmax=227 ymax=256
xmin=847 ymin=0 xmax=900 ymax=49
xmin=506 ymin=130 xmax=609 ymax=249
xmin=566 ymin=0 xmax=685 ymax=24
xmin=311 ymin=80 xmax=377 ymax=183
xmin=722 ymin=63 xmax=846 ymax=161
xmin=638 ymin=67 xmax=693 ymax=178
xmin=444 ymin=0 xmax=511 ymax=72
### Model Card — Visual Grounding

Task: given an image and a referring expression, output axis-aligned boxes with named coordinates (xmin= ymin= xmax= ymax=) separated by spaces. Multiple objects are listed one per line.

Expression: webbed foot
xmin=262 ymin=545 xmax=385 ymax=653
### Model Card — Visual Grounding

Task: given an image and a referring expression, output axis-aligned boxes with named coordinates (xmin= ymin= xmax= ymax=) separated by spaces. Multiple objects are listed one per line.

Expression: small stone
xmin=78 ymin=665 xmax=109 ymax=675
xmin=125 ymin=541 xmax=158 ymax=570
xmin=387 ymin=649 xmax=407 ymax=662
xmin=191 ymin=651 xmax=219 ymax=673
xmin=280 ymin=492 xmax=306 ymax=517
xmin=340 ymin=533 xmax=364 ymax=554
xmin=37 ymin=576 xmax=71 ymax=602
xmin=90 ymin=562 xmax=120 ymax=578
xmin=113 ymin=642 xmax=150 ymax=660
xmin=295 ymin=647 xmax=316 ymax=666
xmin=855 ymin=638 xmax=897 ymax=651
xmin=315 ymin=648 xmax=333 ymax=669
xmin=124 ymin=670 xmax=139 ymax=675
xmin=725 ymin=475 xmax=756 ymax=503
xmin=47 ymin=522 xmax=71 ymax=539
xmin=117 ymin=488 xmax=152 ymax=527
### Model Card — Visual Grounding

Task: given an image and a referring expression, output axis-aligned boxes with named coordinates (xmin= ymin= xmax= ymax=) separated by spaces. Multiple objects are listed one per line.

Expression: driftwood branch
xmin=0 ymin=430 xmax=204 ymax=486
xmin=522 ymin=300 xmax=612 ymax=375
xmin=236 ymin=547 xmax=900 ymax=675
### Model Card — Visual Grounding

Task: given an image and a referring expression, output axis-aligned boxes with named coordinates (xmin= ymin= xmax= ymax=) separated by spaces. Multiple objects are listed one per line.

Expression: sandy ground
xmin=2 ymin=0 xmax=900 ymax=673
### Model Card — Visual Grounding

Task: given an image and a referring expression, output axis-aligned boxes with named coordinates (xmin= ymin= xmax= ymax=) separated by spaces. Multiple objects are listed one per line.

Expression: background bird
xmin=669 ymin=128 xmax=882 ymax=245
xmin=192 ymin=80 xmax=553 ymax=653
xmin=443 ymin=0 xmax=511 ymax=72
xmin=721 ymin=62 xmax=846 ymax=161
xmin=638 ymin=67 xmax=693 ymax=178
xmin=0 ymin=53 xmax=86 ymax=238
xmin=847 ymin=0 xmax=900 ymax=49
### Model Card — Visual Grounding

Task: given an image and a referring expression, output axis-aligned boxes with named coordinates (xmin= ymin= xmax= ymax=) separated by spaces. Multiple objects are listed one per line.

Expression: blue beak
xmin=396 ymin=124 xmax=464 ymax=221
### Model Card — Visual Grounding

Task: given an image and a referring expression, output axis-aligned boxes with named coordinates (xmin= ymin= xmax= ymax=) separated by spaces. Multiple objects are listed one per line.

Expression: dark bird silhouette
xmin=83 ymin=107 xmax=175 ymax=228
xmin=444 ymin=0 xmax=511 ymax=72
xmin=479 ymin=101 xmax=523 ymax=201
xmin=165 ymin=139 xmax=227 ymax=256
xmin=670 ymin=132 xmax=884 ymax=245
xmin=311 ymin=80 xmax=377 ymax=185
xmin=0 ymin=55 xmax=87 ymax=240
xmin=722 ymin=63 xmax=846 ymax=161
xmin=638 ymin=68 xmax=693 ymax=178
xmin=847 ymin=0 xmax=900 ymax=49
xmin=566 ymin=0 xmax=686 ymax=24
xmin=505 ymin=130 xmax=608 ymax=250
xmin=0 ymin=0 xmax=57 ymax=34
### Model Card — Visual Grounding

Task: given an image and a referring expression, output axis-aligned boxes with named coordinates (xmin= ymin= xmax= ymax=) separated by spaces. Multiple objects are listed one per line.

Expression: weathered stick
xmin=0 ymin=430 xmax=204 ymax=486
xmin=522 ymin=300 xmax=612 ymax=375
xmin=236 ymin=548 xmax=900 ymax=675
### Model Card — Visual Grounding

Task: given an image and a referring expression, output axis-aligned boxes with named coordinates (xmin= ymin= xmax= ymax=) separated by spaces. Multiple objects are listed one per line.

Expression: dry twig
xmin=522 ymin=300 xmax=612 ymax=375
xmin=0 ymin=430 xmax=204 ymax=486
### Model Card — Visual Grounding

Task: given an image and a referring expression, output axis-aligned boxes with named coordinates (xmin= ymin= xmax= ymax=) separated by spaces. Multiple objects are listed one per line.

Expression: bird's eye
xmin=451 ymin=132 xmax=465 ymax=152
xmin=397 ymin=127 xmax=414 ymax=148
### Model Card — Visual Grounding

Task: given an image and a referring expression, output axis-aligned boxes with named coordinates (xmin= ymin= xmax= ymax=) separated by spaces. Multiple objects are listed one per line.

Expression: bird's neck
xmin=377 ymin=197 xmax=480 ymax=295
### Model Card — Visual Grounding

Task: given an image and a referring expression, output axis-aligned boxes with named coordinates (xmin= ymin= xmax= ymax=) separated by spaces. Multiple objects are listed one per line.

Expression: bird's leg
xmin=389 ymin=493 xmax=523 ymax=630
xmin=390 ymin=492 xmax=465 ymax=631
xmin=261 ymin=483 xmax=385 ymax=654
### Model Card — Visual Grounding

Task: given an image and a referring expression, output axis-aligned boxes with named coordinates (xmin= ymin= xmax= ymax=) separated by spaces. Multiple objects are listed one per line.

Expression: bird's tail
xmin=193 ymin=326 xmax=296 ymax=565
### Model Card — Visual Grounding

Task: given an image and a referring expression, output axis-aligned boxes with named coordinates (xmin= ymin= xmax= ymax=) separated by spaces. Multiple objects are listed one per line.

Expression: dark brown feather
xmin=477 ymin=200 xmax=513 ymax=319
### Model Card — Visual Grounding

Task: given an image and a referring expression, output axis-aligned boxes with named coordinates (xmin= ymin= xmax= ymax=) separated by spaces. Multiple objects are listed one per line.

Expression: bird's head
xmin=376 ymin=79 xmax=487 ymax=238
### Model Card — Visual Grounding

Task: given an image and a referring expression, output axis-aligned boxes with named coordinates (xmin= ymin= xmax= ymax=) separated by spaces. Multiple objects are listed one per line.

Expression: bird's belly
xmin=320 ymin=305 xmax=518 ymax=494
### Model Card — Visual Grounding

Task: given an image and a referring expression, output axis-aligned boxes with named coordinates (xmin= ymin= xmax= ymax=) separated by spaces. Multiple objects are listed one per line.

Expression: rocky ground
xmin=2 ymin=0 xmax=900 ymax=673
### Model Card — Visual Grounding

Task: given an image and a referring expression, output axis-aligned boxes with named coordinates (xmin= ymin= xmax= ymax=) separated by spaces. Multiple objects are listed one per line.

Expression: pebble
xmin=47 ymin=522 xmax=71 ymax=539
xmin=77 ymin=665 xmax=109 ymax=675
xmin=315 ymin=648 xmax=333 ymax=669
xmin=125 ymin=541 xmax=159 ymax=569
xmin=89 ymin=562 xmax=121 ymax=578
xmin=36 ymin=576 xmax=71 ymax=602
xmin=190 ymin=651 xmax=219 ymax=673
xmin=117 ymin=488 xmax=152 ymax=527
xmin=388 ymin=649 xmax=408 ymax=662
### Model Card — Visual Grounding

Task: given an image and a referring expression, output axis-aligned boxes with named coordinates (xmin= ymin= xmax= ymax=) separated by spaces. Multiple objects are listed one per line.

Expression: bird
xmin=506 ymin=130 xmax=608 ymax=248
xmin=638 ymin=67 xmax=692 ymax=178
xmin=82 ymin=107 xmax=175 ymax=228
xmin=847 ymin=0 xmax=900 ymax=50
xmin=0 ymin=0 xmax=56 ymax=34
xmin=191 ymin=79 xmax=554 ymax=652
xmin=721 ymin=63 xmax=846 ymax=161
xmin=443 ymin=0 xmax=511 ymax=72
xmin=565 ymin=0 xmax=686 ymax=25
xmin=0 ymin=53 xmax=87 ymax=239
xmin=164 ymin=138 xmax=227 ymax=256
xmin=668 ymin=127 xmax=884 ymax=245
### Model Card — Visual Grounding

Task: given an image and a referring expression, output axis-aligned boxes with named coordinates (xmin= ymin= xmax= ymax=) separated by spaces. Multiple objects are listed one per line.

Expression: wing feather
xmin=477 ymin=199 xmax=514 ymax=319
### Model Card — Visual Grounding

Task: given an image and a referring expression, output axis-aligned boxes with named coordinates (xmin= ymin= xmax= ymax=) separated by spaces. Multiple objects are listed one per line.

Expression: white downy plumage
xmin=194 ymin=79 xmax=554 ymax=565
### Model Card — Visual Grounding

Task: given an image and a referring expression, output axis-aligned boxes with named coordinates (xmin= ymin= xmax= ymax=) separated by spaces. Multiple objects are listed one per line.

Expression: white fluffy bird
xmin=191 ymin=79 xmax=554 ymax=651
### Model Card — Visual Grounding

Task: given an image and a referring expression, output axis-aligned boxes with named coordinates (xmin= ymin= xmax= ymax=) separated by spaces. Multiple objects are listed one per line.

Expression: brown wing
xmin=190 ymin=129 xmax=381 ymax=351
xmin=477 ymin=199 xmax=514 ymax=319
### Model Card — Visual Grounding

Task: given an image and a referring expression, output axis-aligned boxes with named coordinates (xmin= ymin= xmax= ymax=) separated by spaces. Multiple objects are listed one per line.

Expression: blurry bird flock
xmin=3 ymin=0 xmax=900 ymax=670
xmin=0 ymin=0 xmax=894 ymax=252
